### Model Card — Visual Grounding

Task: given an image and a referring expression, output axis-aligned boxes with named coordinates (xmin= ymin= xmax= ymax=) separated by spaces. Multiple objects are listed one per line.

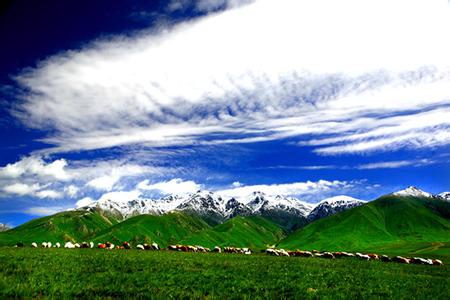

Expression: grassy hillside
xmin=91 ymin=212 xmax=210 ymax=246
xmin=0 ymin=209 xmax=118 ymax=246
xmin=182 ymin=216 xmax=285 ymax=249
xmin=279 ymin=195 xmax=450 ymax=256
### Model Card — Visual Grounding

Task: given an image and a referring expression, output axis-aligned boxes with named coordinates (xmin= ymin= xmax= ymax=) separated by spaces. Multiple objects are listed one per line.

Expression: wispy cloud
xmin=137 ymin=178 xmax=201 ymax=195
xmin=216 ymin=179 xmax=364 ymax=201
xmin=23 ymin=206 xmax=67 ymax=216
xmin=10 ymin=0 xmax=450 ymax=156
xmin=356 ymin=159 xmax=434 ymax=170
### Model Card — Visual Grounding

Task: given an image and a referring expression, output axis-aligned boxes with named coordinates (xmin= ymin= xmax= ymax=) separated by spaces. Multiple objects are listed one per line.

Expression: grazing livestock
xmin=432 ymin=259 xmax=443 ymax=266
xmin=381 ymin=255 xmax=391 ymax=262
xmin=136 ymin=244 xmax=145 ymax=250
xmin=151 ymin=242 xmax=160 ymax=250
xmin=104 ymin=242 xmax=114 ymax=249
xmin=367 ymin=253 xmax=379 ymax=260
xmin=98 ymin=243 xmax=106 ymax=249
xmin=296 ymin=250 xmax=313 ymax=257
xmin=74 ymin=243 xmax=81 ymax=248
xmin=31 ymin=242 xmax=38 ymax=248
xmin=15 ymin=242 xmax=24 ymax=248
xmin=393 ymin=256 xmax=410 ymax=264
xmin=64 ymin=242 xmax=75 ymax=249
xmin=356 ymin=253 xmax=370 ymax=260
xmin=315 ymin=252 xmax=334 ymax=259
xmin=42 ymin=242 xmax=48 ymax=248
xmin=90 ymin=242 xmax=94 ymax=248
xmin=213 ymin=246 xmax=222 ymax=253
xmin=196 ymin=246 xmax=207 ymax=252
xmin=80 ymin=242 xmax=90 ymax=248
xmin=168 ymin=245 xmax=178 ymax=251
xmin=122 ymin=242 xmax=131 ymax=249
xmin=333 ymin=252 xmax=354 ymax=258
xmin=266 ymin=248 xmax=279 ymax=256
xmin=411 ymin=257 xmax=433 ymax=265
xmin=243 ymin=248 xmax=252 ymax=255
xmin=55 ymin=242 xmax=61 ymax=248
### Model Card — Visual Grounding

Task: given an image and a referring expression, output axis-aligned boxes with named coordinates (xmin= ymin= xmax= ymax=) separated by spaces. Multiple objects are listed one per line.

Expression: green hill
xmin=91 ymin=212 xmax=210 ymax=246
xmin=0 ymin=209 xmax=119 ymax=246
xmin=278 ymin=195 xmax=450 ymax=256
xmin=181 ymin=215 xmax=286 ymax=249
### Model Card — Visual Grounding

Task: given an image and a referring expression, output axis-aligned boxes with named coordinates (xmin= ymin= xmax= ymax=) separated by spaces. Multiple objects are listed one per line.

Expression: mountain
xmin=239 ymin=192 xmax=313 ymax=230
xmin=393 ymin=186 xmax=434 ymax=198
xmin=279 ymin=195 xmax=450 ymax=256
xmin=91 ymin=212 xmax=210 ymax=246
xmin=439 ymin=192 xmax=450 ymax=201
xmin=307 ymin=195 xmax=365 ymax=221
xmin=0 ymin=210 xmax=119 ymax=246
xmin=181 ymin=216 xmax=286 ymax=249
xmin=83 ymin=190 xmax=315 ymax=229
xmin=0 ymin=223 xmax=11 ymax=232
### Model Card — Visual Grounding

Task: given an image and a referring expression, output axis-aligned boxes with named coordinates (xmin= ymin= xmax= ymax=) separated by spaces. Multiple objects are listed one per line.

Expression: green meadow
xmin=1 ymin=248 xmax=449 ymax=298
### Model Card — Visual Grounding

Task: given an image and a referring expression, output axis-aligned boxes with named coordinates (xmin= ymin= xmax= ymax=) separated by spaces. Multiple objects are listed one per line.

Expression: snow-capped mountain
xmin=438 ymin=192 xmax=450 ymax=201
xmin=0 ymin=223 xmax=11 ymax=232
xmin=393 ymin=186 xmax=433 ymax=198
xmin=242 ymin=191 xmax=313 ymax=217
xmin=307 ymin=195 xmax=366 ymax=221
xmin=81 ymin=190 xmax=357 ymax=227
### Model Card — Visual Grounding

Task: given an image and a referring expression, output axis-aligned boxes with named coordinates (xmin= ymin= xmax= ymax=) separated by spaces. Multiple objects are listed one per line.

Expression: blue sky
xmin=1 ymin=0 xmax=450 ymax=227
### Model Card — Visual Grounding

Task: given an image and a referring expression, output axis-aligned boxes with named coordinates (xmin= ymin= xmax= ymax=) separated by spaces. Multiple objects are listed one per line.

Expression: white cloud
xmin=86 ymin=174 xmax=120 ymax=191
xmin=11 ymin=0 xmax=450 ymax=156
xmin=75 ymin=197 xmax=94 ymax=208
xmin=35 ymin=190 xmax=62 ymax=199
xmin=216 ymin=179 xmax=355 ymax=199
xmin=356 ymin=159 xmax=434 ymax=170
xmin=0 ymin=156 xmax=69 ymax=180
xmin=2 ymin=183 xmax=41 ymax=196
xmin=2 ymin=183 xmax=62 ymax=199
xmin=64 ymin=185 xmax=79 ymax=197
xmin=231 ymin=181 xmax=242 ymax=187
xmin=97 ymin=190 xmax=142 ymax=203
xmin=23 ymin=206 xmax=66 ymax=216
xmin=137 ymin=178 xmax=201 ymax=195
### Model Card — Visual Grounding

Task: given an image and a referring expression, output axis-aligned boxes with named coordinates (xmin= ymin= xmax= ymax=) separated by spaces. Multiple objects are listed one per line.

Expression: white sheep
xmin=64 ymin=242 xmax=75 ymax=248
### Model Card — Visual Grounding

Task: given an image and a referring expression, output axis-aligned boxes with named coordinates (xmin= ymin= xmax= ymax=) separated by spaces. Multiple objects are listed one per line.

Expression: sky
xmin=1 ymin=0 xmax=450 ymax=227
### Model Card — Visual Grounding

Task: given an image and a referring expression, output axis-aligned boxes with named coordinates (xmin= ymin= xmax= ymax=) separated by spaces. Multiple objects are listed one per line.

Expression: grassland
xmin=279 ymin=196 xmax=450 ymax=256
xmin=181 ymin=216 xmax=286 ymax=249
xmin=0 ymin=210 xmax=118 ymax=246
xmin=91 ymin=212 xmax=210 ymax=246
xmin=1 ymin=248 xmax=449 ymax=298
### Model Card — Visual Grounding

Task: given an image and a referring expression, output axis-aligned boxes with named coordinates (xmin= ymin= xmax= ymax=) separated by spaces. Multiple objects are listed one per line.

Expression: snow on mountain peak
xmin=438 ymin=192 xmax=450 ymax=201
xmin=393 ymin=186 xmax=433 ymax=198
xmin=307 ymin=195 xmax=366 ymax=221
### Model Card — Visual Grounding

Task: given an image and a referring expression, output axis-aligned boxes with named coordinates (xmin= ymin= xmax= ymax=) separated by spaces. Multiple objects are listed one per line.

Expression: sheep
xmin=64 ymin=242 xmax=75 ymax=249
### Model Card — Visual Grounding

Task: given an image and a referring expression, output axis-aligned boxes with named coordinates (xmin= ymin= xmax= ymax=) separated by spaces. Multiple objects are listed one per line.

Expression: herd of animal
xmin=14 ymin=241 xmax=443 ymax=266
xmin=265 ymin=248 xmax=444 ymax=265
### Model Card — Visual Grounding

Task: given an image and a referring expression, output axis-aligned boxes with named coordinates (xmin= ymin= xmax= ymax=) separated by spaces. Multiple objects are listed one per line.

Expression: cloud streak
xmin=10 ymin=0 xmax=450 ymax=156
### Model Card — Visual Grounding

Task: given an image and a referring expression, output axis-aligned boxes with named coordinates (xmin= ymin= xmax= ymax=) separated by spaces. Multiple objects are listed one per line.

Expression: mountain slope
xmin=181 ymin=216 xmax=286 ymax=249
xmin=0 ymin=209 xmax=119 ymax=246
xmin=91 ymin=212 xmax=210 ymax=246
xmin=279 ymin=195 xmax=450 ymax=255
xmin=307 ymin=195 xmax=365 ymax=221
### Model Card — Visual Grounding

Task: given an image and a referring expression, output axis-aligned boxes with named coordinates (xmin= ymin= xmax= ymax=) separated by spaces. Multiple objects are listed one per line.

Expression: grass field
xmin=1 ymin=248 xmax=449 ymax=298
